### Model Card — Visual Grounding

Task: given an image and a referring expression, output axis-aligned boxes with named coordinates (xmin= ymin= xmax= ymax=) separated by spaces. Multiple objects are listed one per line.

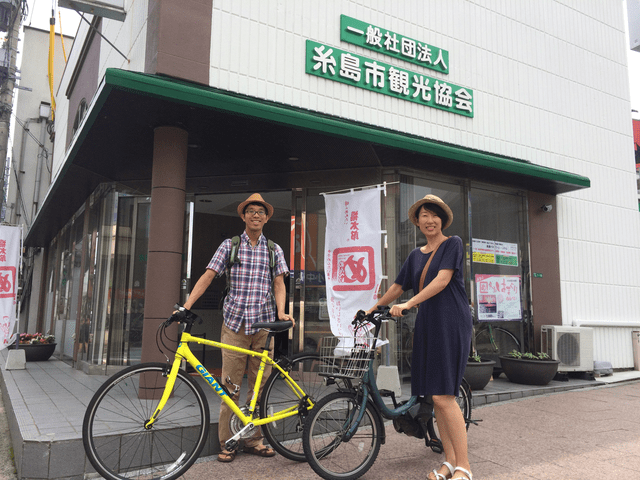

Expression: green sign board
xmin=340 ymin=15 xmax=449 ymax=74
xmin=305 ymin=40 xmax=473 ymax=117
xmin=533 ymin=273 xmax=543 ymax=278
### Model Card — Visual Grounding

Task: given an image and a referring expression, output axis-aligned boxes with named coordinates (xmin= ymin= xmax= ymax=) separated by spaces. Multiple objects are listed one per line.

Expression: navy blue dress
xmin=395 ymin=236 xmax=472 ymax=396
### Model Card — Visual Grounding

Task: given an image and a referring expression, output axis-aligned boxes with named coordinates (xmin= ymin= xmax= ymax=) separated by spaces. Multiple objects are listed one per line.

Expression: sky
xmin=20 ymin=0 xmax=640 ymax=119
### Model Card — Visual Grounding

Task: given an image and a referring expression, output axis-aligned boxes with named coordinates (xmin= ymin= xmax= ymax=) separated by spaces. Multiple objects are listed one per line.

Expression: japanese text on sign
xmin=340 ymin=15 xmax=449 ymax=74
xmin=0 ymin=225 xmax=21 ymax=349
xmin=475 ymin=274 xmax=522 ymax=321
xmin=306 ymin=40 xmax=474 ymax=117
xmin=472 ymin=239 xmax=518 ymax=267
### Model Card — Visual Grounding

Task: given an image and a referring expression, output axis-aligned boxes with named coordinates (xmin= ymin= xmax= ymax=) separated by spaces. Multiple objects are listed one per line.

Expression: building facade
xmin=19 ymin=0 xmax=640 ymax=374
xmin=7 ymin=25 xmax=70 ymax=334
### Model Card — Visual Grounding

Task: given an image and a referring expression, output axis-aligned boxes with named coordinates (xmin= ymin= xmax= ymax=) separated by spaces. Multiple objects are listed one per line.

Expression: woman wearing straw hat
xmin=370 ymin=194 xmax=473 ymax=480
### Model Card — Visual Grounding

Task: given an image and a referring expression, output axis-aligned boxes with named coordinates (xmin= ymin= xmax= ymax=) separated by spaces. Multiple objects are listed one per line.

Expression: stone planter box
xmin=499 ymin=355 xmax=560 ymax=386
xmin=16 ymin=343 xmax=57 ymax=362
xmin=464 ymin=359 xmax=496 ymax=390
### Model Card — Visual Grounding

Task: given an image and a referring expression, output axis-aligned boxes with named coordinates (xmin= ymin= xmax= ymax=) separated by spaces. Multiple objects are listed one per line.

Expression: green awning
xmin=25 ymin=68 xmax=589 ymax=246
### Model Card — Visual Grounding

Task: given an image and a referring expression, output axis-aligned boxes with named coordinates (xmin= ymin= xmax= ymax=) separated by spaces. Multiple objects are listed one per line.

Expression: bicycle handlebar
xmin=168 ymin=304 xmax=203 ymax=327
xmin=352 ymin=306 xmax=409 ymax=338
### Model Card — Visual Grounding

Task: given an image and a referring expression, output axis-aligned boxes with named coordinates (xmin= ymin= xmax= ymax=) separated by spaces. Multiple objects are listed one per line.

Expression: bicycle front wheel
xmin=82 ymin=363 xmax=210 ymax=480
xmin=260 ymin=352 xmax=350 ymax=461
xmin=303 ymin=391 xmax=383 ymax=480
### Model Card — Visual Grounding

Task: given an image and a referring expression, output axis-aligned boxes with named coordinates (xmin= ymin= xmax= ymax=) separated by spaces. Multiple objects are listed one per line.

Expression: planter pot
xmin=464 ymin=359 xmax=496 ymax=390
xmin=499 ymin=355 xmax=560 ymax=386
xmin=16 ymin=343 xmax=57 ymax=362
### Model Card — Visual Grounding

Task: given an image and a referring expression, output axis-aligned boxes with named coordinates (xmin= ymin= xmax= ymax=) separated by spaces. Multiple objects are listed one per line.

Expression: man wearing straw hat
xmin=183 ymin=193 xmax=294 ymax=463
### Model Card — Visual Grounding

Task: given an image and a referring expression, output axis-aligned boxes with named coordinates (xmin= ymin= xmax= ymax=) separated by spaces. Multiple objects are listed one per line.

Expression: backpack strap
xmin=229 ymin=236 xmax=241 ymax=267
xmin=223 ymin=236 xmax=242 ymax=301
xmin=267 ymin=239 xmax=276 ymax=283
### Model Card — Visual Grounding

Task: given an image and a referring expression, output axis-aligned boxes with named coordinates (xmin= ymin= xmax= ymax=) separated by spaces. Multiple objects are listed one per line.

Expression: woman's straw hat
xmin=408 ymin=194 xmax=453 ymax=229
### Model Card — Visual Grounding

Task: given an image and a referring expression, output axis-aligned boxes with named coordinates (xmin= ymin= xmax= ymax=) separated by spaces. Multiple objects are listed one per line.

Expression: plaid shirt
xmin=207 ymin=232 xmax=289 ymax=334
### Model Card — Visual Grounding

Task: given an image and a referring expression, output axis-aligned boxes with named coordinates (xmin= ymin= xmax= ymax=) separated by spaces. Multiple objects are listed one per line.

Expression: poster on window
xmin=0 ymin=226 xmax=21 ymax=350
xmin=324 ymin=188 xmax=382 ymax=340
xmin=475 ymin=274 xmax=521 ymax=321
xmin=472 ymin=239 xmax=518 ymax=267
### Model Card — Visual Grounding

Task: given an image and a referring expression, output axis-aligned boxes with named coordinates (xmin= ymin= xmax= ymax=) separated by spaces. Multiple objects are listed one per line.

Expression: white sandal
xmin=452 ymin=466 xmax=473 ymax=480
xmin=429 ymin=461 xmax=454 ymax=480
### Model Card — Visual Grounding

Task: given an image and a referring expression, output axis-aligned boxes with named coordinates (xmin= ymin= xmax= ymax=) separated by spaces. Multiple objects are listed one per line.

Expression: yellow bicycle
xmin=82 ymin=305 xmax=345 ymax=480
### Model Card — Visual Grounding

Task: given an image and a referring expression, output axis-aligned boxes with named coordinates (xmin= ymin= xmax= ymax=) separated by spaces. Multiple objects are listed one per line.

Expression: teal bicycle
xmin=302 ymin=307 xmax=472 ymax=480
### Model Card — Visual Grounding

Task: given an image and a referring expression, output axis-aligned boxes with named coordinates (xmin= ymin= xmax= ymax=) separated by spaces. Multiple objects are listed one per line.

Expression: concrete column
xmin=141 ymin=126 xmax=188 ymax=363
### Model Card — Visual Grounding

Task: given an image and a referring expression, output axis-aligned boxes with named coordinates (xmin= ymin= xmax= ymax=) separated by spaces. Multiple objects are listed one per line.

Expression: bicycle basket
xmin=318 ymin=336 xmax=375 ymax=379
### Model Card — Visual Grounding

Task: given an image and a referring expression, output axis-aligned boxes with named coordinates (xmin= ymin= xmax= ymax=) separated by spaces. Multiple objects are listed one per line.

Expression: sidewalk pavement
xmin=182 ymin=380 xmax=640 ymax=480
xmin=0 ymin=345 xmax=639 ymax=479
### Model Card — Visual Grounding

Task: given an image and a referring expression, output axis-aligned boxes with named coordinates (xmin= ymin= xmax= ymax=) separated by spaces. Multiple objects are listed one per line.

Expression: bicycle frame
xmin=144 ymin=331 xmax=313 ymax=436
xmin=340 ymin=359 xmax=418 ymax=442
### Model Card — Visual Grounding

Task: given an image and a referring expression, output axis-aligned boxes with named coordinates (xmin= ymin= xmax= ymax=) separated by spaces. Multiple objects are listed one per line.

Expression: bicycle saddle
xmin=253 ymin=320 xmax=293 ymax=332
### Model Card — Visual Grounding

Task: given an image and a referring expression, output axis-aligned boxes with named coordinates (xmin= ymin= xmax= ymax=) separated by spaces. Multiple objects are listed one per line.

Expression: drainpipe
xmin=31 ymin=108 xmax=49 ymax=220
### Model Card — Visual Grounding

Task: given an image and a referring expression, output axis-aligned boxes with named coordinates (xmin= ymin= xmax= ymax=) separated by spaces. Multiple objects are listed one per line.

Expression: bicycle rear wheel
xmin=83 ymin=363 xmax=209 ymax=480
xmin=475 ymin=325 xmax=520 ymax=374
xmin=260 ymin=352 xmax=349 ymax=461
xmin=303 ymin=391 xmax=383 ymax=480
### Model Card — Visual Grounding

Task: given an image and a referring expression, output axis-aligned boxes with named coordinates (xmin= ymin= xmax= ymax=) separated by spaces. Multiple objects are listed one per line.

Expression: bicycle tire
xmin=426 ymin=379 xmax=473 ymax=452
xmin=302 ymin=391 xmax=383 ymax=480
xmin=475 ymin=325 xmax=520 ymax=373
xmin=260 ymin=352 xmax=349 ymax=461
xmin=83 ymin=362 xmax=209 ymax=480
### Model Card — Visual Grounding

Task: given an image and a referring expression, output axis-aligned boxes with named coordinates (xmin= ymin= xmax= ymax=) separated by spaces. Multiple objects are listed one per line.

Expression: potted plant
xmin=464 ymin=353 xmax=496 ymax=390
xmin=499 ymin=350 xmax=560 ymax=386
xmin=16 ymin=333 xmax=57 ymax=361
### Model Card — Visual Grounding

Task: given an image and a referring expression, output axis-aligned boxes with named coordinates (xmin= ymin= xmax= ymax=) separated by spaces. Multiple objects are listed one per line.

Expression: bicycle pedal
xmin=225 ymin=439 xmax=239 ymax=452
xmin=426 ymin=438 xmax=443 ymax=454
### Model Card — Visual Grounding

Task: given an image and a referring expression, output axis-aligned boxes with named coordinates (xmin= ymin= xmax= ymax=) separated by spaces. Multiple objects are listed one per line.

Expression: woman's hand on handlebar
xmin=389 ymin=303 xmax=412 ymax=317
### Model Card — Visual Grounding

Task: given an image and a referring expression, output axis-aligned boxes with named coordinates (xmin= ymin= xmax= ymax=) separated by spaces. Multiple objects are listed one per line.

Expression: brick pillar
xmin=141 ymin=126 xmax=188 ymax=363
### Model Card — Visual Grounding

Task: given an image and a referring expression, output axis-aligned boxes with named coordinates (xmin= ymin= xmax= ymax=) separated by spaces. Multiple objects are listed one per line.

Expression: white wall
xmin=209 ymin=0 xmax=640 ymax=366
xmin=52 ymin=0 xmax=148 ymax=180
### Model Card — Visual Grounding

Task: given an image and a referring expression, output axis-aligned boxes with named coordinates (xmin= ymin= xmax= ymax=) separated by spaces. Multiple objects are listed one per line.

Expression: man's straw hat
xmin=237 ymin=193 xmax=274 ymax=219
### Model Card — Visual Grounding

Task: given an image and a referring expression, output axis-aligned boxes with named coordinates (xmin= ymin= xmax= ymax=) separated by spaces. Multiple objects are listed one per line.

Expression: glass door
xmin=187 ymin=191 xmax=293 ymax=372
xmin=287 ymin=189 xmax=330 ymax=359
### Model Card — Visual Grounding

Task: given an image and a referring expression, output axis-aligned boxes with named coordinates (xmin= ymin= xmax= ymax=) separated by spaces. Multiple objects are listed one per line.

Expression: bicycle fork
xmin=341 ymin=388 xmax=373 ymax=443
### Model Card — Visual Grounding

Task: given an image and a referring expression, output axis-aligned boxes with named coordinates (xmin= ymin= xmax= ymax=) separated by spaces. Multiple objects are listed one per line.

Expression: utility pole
xmin=0 ymin=1 xmax=23 ymax=221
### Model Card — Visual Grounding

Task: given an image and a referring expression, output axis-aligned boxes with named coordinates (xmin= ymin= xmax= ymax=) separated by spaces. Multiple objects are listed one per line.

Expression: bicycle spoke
xmin=83 ymin=364 xmax=209 ymax=480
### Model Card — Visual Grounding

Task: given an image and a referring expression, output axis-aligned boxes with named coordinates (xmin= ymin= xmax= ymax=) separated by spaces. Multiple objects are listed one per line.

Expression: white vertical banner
xmin=324 ymin=188 xmax=382 ymax=338
xmin=0 ymin=225 xmax=21 ymax=350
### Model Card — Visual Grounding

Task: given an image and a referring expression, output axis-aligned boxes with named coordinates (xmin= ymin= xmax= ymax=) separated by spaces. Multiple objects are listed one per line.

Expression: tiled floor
xmin=1 ymin=347 xmax=638 ymax=479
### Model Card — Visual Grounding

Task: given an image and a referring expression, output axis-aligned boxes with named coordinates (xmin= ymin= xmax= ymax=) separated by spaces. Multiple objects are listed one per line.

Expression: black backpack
xmin=219 ymin=236 xmax=276 ymax=308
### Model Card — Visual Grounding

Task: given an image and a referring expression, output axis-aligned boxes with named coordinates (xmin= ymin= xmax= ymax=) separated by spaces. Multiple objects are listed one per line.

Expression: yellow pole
xmin=58 ymin=11 xmax=67 ymax=63
xmin=48 ymin=11 xmax=56 ymax=120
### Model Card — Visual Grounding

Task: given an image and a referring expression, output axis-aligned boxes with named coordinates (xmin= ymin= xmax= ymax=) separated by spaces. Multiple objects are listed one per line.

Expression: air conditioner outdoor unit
xmin=541 ymin=326 xmax=594 ymax=372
